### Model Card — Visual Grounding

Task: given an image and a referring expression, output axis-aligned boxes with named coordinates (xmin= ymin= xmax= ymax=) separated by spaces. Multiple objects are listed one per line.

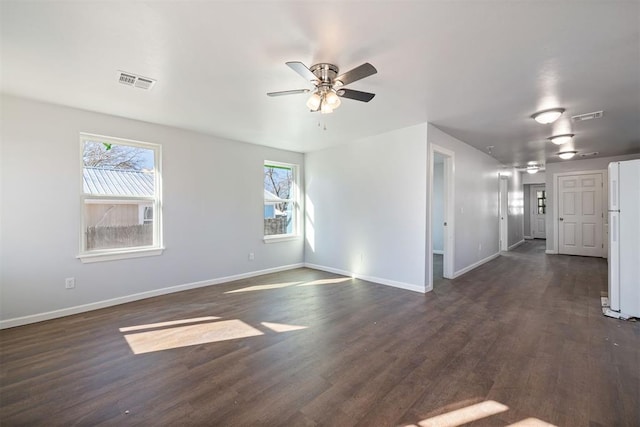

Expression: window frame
xmin=263 ymin=160 xmax=300 ymax=243
xmin=77 ymin=133 xmax=163 ymax=263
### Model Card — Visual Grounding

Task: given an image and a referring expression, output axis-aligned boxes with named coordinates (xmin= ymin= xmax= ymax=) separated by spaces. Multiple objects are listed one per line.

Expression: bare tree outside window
xmin=264 ymin=163 xmax=296 ymax=236
xmin=264 ymin=165 xmax=292 ymax=213
xmin=83 ymin=141 xmax=152 ymax=170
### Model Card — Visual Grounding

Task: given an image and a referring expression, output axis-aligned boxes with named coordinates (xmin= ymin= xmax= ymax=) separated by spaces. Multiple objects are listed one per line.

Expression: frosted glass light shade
xmin=558 ymin=151 xmax=577 ymax=160
xmin=324 ymin=91 xmax=341 ymax=109
xmin=320 ymin=101 xmax=334 ymax=114
xmin=526 ymin=167 xmax=539 ymax=174
xmin=532 ymin=108 xmax=565 ymax=124
xmin=306 ymin=93 xmax=322 ymax=110
xmin=548 ymin=134 xmax=574 ymax=145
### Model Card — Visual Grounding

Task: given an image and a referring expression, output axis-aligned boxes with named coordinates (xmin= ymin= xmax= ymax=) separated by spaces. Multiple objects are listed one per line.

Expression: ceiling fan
xmin=267 ymin=61 xmax=377 ymax=114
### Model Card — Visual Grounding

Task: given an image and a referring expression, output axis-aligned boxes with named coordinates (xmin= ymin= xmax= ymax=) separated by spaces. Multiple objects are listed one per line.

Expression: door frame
xmin=553 ymin=169 xmax=607 ymax=256
xmin=530 ymin=184 xmax=546 ymax=238
xmin=427 ymin=143 xmax=455 ymax=291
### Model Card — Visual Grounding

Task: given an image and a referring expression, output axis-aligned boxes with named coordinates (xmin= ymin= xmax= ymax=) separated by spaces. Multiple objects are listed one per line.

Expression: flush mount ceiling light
xmin=532 ymin=108 xmax=565 ymax=124
xmin=548 ymin=133 xmax=575 ymax=145
xmin=558 ymin=151 xmax=577 ymax=160
xmin=526 ymin=165 xmax=540 ymax=174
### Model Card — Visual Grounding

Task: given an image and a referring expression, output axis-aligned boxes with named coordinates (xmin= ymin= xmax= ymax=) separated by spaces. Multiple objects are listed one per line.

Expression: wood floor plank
xmin=1 ymin=240 xmax=638 ymax=426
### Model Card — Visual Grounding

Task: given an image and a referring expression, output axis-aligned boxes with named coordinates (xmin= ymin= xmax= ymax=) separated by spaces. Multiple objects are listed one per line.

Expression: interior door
xmin=558 ymin=173 xmax=603 ymax=257
xmin=531 ymin=185 xmax=546 ymax=239
xmin=499 ymin=178 xmax=508 ymax=251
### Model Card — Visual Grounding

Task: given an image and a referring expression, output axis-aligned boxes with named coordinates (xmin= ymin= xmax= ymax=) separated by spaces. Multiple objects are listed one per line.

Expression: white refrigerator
xmin=605 ymin=159 xmax=640 ymax=319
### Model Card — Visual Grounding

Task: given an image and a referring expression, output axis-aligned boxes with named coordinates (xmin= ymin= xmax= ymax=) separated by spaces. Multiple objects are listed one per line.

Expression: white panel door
xmin=531 ymin=185 xmax=546 ymax=239
xmin=558 ymin=173 xmax=603 ymax=257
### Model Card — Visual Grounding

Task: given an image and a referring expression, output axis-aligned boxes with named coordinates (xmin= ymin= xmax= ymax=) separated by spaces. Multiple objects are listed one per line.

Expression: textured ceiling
xmin=1 ymin=1 xmax=639 ymax=167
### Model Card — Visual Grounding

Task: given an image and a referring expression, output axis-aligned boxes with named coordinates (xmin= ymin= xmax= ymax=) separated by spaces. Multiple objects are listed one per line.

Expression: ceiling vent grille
xmin=580 ymin=152 xmax=600 ymax=157
xmin=117 ymin=71 xmax=156 ymax=90
xmin=571 ymin=111 xmax=603 ymax=122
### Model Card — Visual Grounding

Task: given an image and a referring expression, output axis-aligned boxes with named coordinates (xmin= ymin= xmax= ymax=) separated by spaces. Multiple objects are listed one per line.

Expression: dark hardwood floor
xmin=1 ymin=240 xmax=638 ymax=426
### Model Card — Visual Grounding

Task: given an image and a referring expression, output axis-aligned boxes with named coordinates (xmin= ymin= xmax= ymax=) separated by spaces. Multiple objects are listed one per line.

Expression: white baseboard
xmin=545 ymin=249 xmax=558 ymax=254
xmin=508 ymin=239 xmax=525 ymax=251
xmin=453 ymin=252 xmax=500 ymax=279
xmin=304 ymin=263 xmax=425 ymax=294
xmin=524 ymin=236 xmax=533 ymax=240
xmin=0 ymin=263 xmax=304 ymax=329
xmin=432 ymin=249 xmax=444 ymax=255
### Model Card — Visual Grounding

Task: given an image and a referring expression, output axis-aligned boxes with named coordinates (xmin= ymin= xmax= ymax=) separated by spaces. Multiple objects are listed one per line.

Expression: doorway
xmin=556 ymin=171 xmax=605 ymax=257
xmin=428 ymin=144 xmax=454 ymax=290
xmin=499 ymin=177 xmax=508 ymax=251
xmin=530 ymin=184 xmax=546 ymax=239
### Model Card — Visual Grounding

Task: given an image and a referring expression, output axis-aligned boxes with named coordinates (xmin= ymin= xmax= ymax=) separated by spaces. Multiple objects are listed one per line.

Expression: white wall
xmin=522 ymin=172 xmax=545 ymax=184
xmin=432 ymin=161 xmax=444 ymax=252
xmin=0 ymin=95 xmax=305 ymax=325
xmin=545 ymin=153 xmax=640 ymax=253
xmin=304 ymin=124 xmax=428 ymax=292
xmin=427 ymin=125 xmax=502 ymax=274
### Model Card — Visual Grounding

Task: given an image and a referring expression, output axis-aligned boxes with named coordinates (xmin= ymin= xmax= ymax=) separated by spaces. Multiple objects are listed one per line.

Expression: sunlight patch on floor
xmin=122 ymin=318 xmax=310 ymax=354
xmin=225 ymin=281 xmax=303 ymax=293
xmin=506 ymin=418 xmax=557 ymax=426
xmin=261 ymin=322 xmax=307 ymax=332
xmin=123 ymin=319 xmax=263 ymax=354
xmin=296 ymin=277 xmax=351 ymax=286
xmin=411 ymin=400 xmax=509 ymax=427
xmin=225 ymin=277 xmax=351 ymax=293
xmin=404 ymin=400 xmax=558 ymax=427
xmin=119 ymin=316 xmax=220 ymax=332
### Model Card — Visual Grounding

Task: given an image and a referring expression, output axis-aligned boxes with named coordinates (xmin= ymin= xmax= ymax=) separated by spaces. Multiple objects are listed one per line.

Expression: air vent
xmin=571 ymin=111 xmax=603 ymax=122
xmin=119 ymin=72 xmax=136 ymax=86
xmin=580 ymin=152 xmax=600 ymax=157
xmin=117 ymin=71 xmax=156 ymax=90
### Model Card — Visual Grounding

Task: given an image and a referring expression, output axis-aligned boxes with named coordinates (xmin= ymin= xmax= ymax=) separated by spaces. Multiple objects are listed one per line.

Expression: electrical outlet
xmin=248 ymin=252 xmax=254 ymax=261
xmin=65 ymin=277 xmax=75 ymax=289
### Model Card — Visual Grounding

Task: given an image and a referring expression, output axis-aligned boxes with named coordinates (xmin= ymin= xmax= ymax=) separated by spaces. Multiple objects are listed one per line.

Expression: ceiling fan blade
xmin=267 ymin=89 xmax=310 ymax=97
xmin=337 ymin=89 xmax=376 ymax=102
xmin=335 ymin=63 xmax=377 ymax=86
xmin=286 ymin=61 xmax=318 ymax=82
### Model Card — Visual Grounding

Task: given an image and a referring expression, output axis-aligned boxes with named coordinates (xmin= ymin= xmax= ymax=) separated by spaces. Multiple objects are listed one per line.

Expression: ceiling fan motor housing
xmin=310 ymin=63 xmax=339 ymax=85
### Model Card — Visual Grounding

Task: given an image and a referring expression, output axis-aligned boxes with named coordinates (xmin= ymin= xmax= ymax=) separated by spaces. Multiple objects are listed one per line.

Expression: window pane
xmin=264 ymin=163 xmax=295 ymax=236
xmin=83 ymin=140 xmax=155 ymax=196
xmin=84 ymin=200 xmax=153 ymax=250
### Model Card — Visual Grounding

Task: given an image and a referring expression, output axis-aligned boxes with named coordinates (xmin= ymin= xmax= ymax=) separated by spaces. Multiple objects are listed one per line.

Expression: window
xmin=264 ymin=161 xmax=298 ymax=241
xmin=78 ymin=133 xmax=162 ymax=262
xmin=537 ymin=190 xmax=546 ymax=214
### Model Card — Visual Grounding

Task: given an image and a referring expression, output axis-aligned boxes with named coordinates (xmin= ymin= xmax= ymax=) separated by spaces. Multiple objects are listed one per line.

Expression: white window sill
xmin=263 ymin=235 xmax=300 ymax=244
xmin=77 ymin=247 xmax=164 ymax=263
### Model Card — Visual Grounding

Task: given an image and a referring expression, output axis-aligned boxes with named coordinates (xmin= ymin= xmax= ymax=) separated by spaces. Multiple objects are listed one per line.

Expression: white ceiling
xmin=1 ymin=1 xmax=639 ymax=167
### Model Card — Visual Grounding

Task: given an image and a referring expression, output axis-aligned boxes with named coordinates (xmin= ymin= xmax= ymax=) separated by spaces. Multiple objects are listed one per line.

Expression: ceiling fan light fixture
xmin=325 ymin=90 xmax=341 ymax=109
xmin=268 ymin=61 xmax=377 ymax=113
xmin=320 ymin=100 xmax=334 ymax=114
xmin=548 ymin=133 xmax=575 ymax=145
xmin=558 ymin=151 xmax=577 ymax=160
xmin=306 ymin=92 xmax=322 ymax=110
xmin=532 ymin=108 xmax=565 ymax=124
